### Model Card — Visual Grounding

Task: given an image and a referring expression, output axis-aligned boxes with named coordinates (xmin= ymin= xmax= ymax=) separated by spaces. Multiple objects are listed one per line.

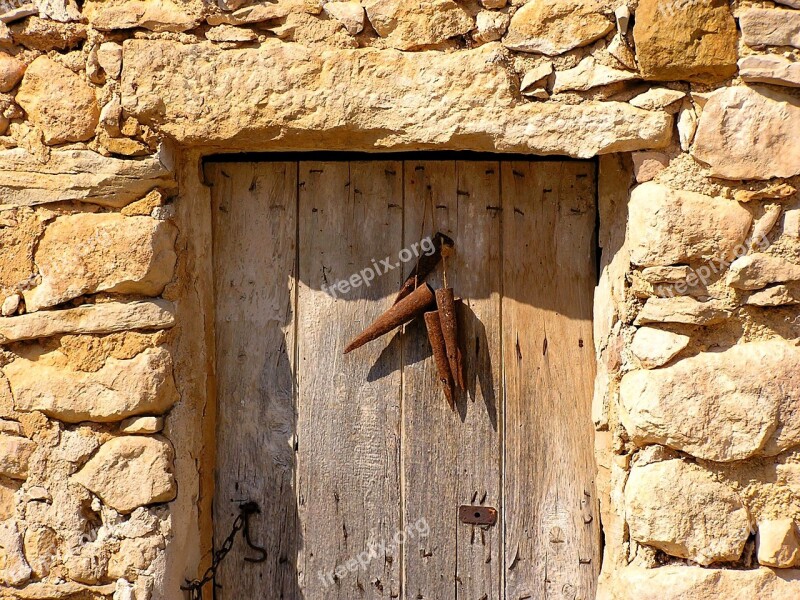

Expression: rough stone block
xmin=4 ymin=347 xmax=179 ymax=423
xmin=84 ymin=0 xmax=203 ymax=32
xmin=119 ymin=415 xmax=164 ymax=434
xmin=0 ymin=434 xmax=35 ymax=480
xmin=620 ymin=341 xmax=800 ymax=461
xmin=634 ymin=296 xmax=731 ymax=326
xmin=0 ymin=148 xmax=176 ymax=208
xmin=73 ymin=436 xmax=176 ymax=513
xmin=627 ymin=183 xmax=752 ymax=267
xmin=15 ymin=56 xmax=99 ymax=145
xmin=739 ymin=55 xmax=800 ymax=88
xmin=625 ymin=458 xmax=749 ymax=565
xmin=757 ymin=519 xmax=800 ymax=568
xmin=23 ymin=214 xmax=177 ymax=312
xmin=0 ymin=51 xmax=24 ymax=92
xmin=363 ymin=0 xmax=472 ymax=49
xmin=0 ymin=300 xmax=176 ymax=344
xmin=727 ymin=254 xmax=800 ymax=290
xmin=121 ymin=40 xmax=672 ymax=157
xmin=747 ymin=284 xmax=800 ymax=307
xmin=503 ymin=0 xmax=613 ymax=56
xmin=633 ymin=0 xmax=738 ymax=82
xmin=630 ymin=327 xmax=690 ymax=369
xmin=694 ymin=86 xmax=800 ymax=180
xmin=741 ymin=8 xmax=800 ymax=49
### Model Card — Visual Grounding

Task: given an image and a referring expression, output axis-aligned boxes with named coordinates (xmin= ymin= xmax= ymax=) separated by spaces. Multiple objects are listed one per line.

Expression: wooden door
xmin=206 ymin=157 xmax=599 ymax=600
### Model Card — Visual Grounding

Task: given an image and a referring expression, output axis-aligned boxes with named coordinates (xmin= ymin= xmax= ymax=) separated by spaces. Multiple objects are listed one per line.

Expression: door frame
xmin=190 ymin=151 xmax=608 ymax=598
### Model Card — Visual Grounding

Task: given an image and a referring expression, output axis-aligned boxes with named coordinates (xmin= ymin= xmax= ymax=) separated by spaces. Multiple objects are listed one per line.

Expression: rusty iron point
xmin=344 ymin=283 xmax=435 ymax=354
xmin=394 ymin=232 xmax=455 ymax=304
xmin=435 ymin=287 xmax=464 ymax=390
xmin=424 ymin=310 xmax=455 ymax=409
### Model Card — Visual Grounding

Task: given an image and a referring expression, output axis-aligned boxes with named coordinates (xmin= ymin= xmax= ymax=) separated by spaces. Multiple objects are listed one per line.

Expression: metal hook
xmin=239 ymin=501 xmax=268 ymax=563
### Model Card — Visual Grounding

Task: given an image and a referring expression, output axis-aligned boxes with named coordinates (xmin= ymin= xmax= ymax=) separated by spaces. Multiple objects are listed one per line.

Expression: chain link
xmin=181 ymin=501 xmax=266 ymax=600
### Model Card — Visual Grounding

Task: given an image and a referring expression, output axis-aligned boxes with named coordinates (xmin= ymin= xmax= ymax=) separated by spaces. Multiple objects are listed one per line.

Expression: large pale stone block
xmin=0 ymin=148 xmax=175 ymax=208
xmin=120 ymin=41 xmax=672 ymax=157
xmin=0 ymin=300 xmax=176 ymax=344
xmin=694 ymin=86 xmax=800 ymax=180
xmin=503 ymin=0 xmax=614 ymax=56
xmin=625 ymin=459 xmax=750 ymax=565
xmin=747 ymin=283 xmax=800 ymax=307
xmin=73 ymin=436 xmax=176 ymax=513
xmin=84 ymin=0 xmax=203 ymax=32
xmin=634 ymin=296 xmax=731 ymax=326
xmin=601 ymin=565 xmax=800 ymax=600
xmin=3 ymin=347 xmax=179 ymax=423
xmin=23 ymin=214 xmax=177 ymax=312
xmin=632 ymin=0 xmax=738 ymax=82
xmin=739 ymin=55 xmax=800 ymax=88
xmin=727 ymin=254 xmax=800 ymax=290
xmin=620 ymin=341 xmax=800 ymax=461
xmin=363 ymin=0 xmax=473 ymax=50
xmin=627 ymin=183 xmax=752 ymax=267
xmin=741 ymin=8 xmax=800 ymax=49
xmin=15 ymin=56 xmax=99 ymax=145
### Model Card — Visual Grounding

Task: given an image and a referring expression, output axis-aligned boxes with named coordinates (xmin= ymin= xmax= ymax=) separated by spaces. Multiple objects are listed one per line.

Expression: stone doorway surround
xmin=0 ymin=1 xmax=799 ymax=599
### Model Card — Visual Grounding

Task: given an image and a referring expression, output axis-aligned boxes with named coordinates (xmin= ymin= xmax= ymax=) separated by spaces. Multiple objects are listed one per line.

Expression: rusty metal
xmin=435 ymin=287 xmax=464 ymax=390
xmin=459 ymin=505 xmax=498 ymax=526
xmin=394 ymin=232 xmax=454 ymax=304
xmin=344 ymin=283 xmax=435 ymax=354
xmin=424 ymin=310 xmax=455 ymax=409
xmin=181 ymin=501 xmax=266 ymax=600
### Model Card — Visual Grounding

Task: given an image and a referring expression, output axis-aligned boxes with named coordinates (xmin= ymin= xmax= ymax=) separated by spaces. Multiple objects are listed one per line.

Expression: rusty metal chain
xmin=181 ymin=501 xmax=267 ymax=600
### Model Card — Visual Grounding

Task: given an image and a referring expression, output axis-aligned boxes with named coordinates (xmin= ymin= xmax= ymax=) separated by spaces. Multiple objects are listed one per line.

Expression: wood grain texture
xmin=296 ymin=161 xmax=404 ymax=599
xmin=502 ymin=161 xmax=600 ymax=600
xmin=209 ymin=158 xmax=599 ymax=600
xmin=209 ymin=162 xmax=300 ymax=599
xmin=403 ymin=160 xmax=503 ymax=600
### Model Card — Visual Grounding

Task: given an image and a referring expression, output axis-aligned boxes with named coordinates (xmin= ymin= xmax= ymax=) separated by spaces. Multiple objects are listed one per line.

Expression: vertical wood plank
xmin=402 ymin=160 xmax=458 ymax=600
xmin=452 ymin=161 xmax=503 ymax=600
xmin=502 ymin=161 xmax=600 ymax=600
xmin=296 ymin=161 xmax=404 ymax=599
xmin=209 ymin=162 xmax=300 ymax=599
xmin=403 ymin=160 xmax=503 ymax=600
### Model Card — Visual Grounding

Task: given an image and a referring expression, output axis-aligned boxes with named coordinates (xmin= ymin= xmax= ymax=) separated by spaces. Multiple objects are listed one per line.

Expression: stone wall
xmin=0 ymin=0 xmax=798 ymax=598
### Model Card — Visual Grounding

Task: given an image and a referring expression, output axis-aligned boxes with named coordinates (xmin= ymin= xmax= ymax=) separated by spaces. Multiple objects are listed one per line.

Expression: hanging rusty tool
xmin=344 ymin=283 xmax=435 ymax=354
xmin=424 ymin=310 xmax=455 ymax=409
xmin=435 ymin=287 xmax=464 ymax=390
xmin=394 ymin=232 xmax=454 ymax=304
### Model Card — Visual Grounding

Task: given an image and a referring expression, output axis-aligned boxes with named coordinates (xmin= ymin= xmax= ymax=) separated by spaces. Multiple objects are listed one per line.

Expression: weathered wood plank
xmin=452 ymin=161 xmax=503 ymax=600
xmin=502 ymin=161 xmax=600 ymax=600
xmin=402 ymin=160 xmax=503 ymax=600
xmin=403 ymin=160 xmax=458 ymax=600
xmin=209 ymin=162 xmax=300 ymax=599
xmin=296 ymin=161 xmax=404 ymax=599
